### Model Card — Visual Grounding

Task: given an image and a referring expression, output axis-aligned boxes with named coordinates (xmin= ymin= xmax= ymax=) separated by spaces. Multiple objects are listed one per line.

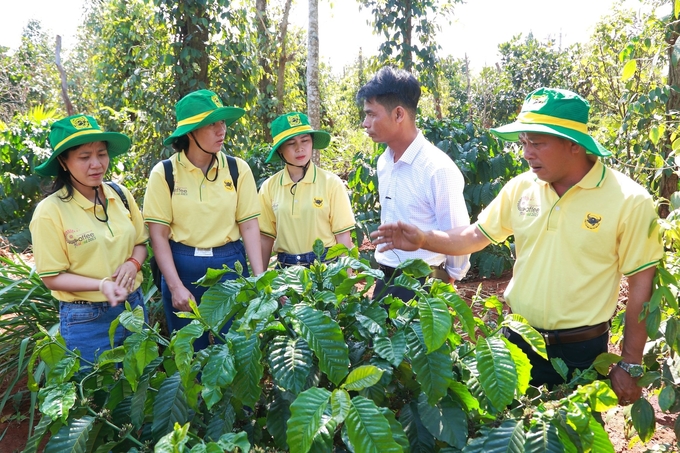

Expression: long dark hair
xmin=171 ymin=135 xmax=189 ymax=153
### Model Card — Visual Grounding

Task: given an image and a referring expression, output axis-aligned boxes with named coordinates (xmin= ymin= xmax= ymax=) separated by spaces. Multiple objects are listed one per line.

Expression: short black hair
xmin=356 ymin=66 xmax=421 ymax=118
xmin=171 ymin=135 xmax=190 ymax=153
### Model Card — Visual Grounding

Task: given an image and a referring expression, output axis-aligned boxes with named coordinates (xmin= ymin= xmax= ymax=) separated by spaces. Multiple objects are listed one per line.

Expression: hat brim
xmin=163 ymin=107 xmax=246 ymax=146
xmin=266 ymin=130 xmax=331 ymax=163
xmin=35 ymin=132 xmax=131 ymax=177
xmin=490 ymin=122 xmax=611 ymax=157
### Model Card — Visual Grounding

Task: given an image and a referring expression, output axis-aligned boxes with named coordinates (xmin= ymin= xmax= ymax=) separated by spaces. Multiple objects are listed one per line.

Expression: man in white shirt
xmin=357 ymin=66 xmax=470 ymax=301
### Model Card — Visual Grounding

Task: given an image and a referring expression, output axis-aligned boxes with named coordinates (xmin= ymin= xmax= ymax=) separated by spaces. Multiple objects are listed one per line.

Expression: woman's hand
xmin=112 ymin=261 xmax=138 ymax=293
xmin=169 ymin=284 xmax=195 ymax=312
xmin=101 ymin=279 xmax=129 ymax=307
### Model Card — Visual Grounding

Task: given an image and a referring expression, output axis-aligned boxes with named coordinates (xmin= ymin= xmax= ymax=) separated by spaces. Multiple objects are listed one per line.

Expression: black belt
xmin=379 ymin=263 xmax=447 ymax=280
xmin=62 ymin=300 xmax=102 ymax=305
xmin=536 ymin=321 xmax=610 ymax=346
xmin=277 ymin=248 xmax=330 ymax=267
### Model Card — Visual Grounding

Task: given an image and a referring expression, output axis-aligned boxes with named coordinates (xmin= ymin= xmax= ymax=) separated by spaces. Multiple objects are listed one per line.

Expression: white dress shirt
xmin=375 ymin=131 xmax=471 ymax=280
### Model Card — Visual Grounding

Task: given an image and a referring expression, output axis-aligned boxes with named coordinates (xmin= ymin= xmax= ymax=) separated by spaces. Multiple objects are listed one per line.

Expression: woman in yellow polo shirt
xmin=30 ymin=115 xmax=148 ymax=366
xmin=259 ymin=112 xmax=355 ymax=268
xmin=143 ymin=89 xmax=264 ymax=350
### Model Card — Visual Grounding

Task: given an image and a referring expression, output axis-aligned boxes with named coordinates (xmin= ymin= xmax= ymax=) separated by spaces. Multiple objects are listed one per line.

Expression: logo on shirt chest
xmin=517 ymin=196 xmax=540 ymax=217
xmin=313 ymin=197 xmax=324 ymax=208
xmin=583 ymin=213 xmax=603 ymax=231
xmin=223 ymin=179 xmax=235 ymax=191
xmin=64 ymin=228 xmax=96 ymax=247
xmin=173 ymin=186 xmax=188 ymax=196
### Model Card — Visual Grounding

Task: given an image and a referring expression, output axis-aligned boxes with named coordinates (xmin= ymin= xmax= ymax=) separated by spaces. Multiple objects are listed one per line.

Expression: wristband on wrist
xmin=99 ymin=277 xmax=111 ymax=293
xmin=126 ymin=257 xmax=142 ymax=273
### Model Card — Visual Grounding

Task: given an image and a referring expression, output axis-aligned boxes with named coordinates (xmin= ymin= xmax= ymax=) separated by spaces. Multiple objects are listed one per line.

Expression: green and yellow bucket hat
xmin=164 ymin=89 xmax=245 ymax=146
xmin=36 ymin=115 xmax=131 ymax=177
xmin=490 ymin=87 xmax=611 ymax=157
xmin=266 ymin=112 xmax=331 ymax=163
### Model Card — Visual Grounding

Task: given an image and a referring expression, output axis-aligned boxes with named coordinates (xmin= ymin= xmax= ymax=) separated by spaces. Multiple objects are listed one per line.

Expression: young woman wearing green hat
xmin=258 ymin=112 xmax=355 ymax=268
xmin=30 ymin=115 xmax=148 ymax=365
xmin=143 ymin=89 xmax=264 ymax=350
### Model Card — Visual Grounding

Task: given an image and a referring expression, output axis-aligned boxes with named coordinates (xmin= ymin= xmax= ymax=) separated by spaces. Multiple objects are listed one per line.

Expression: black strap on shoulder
xmin=106 ymin=181 xmax=129 ymax=212
xmin=162 ymin=159 xmax=174 ymax=195
xmin=226 ymin=155 xmax=239 ymax=191
xmin=161 ymin=155 xmax=238 ymax=197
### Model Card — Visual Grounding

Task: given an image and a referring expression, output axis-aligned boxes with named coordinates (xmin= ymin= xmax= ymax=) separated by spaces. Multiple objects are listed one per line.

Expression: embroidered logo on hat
xmin=526 ymin=94 xmax=548 ymax=107
xmin=583 ymin=213 xmax=602 ymax=231
xmin=288 ymin=114 xmax=302 ymax=127
xmin=70 ymin=116 xmax=91 ymax=130
xmin=211 ymin=95 xmax=223 ymax=107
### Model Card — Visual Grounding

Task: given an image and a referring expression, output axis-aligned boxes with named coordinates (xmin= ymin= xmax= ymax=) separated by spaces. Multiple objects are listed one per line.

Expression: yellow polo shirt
xmin=30 ymin=184 xmax=148 ymax=302
xmin=259 ymin=163 xmax=355 ymax=254
xmin=476 ymin=159 xmax=662 ymax=330
xmin=143 ymin=151 xmax=260 ymax=248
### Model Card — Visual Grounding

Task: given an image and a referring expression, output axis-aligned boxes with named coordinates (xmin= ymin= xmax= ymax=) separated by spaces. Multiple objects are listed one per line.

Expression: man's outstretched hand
xmin=370 ymin=221 xmax=425 ymax=252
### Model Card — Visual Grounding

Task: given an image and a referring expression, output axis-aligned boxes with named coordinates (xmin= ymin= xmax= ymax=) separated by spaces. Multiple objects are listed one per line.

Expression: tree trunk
xmin=55 ymin=36 xmax=74 ymax=116
xmin=403 ymin=0 xmax=413 ymax=72
xmin=256 ymin=0 xmax=272 ymax=140
xmin=307 ymin=0 xmax=321 ymax=166
xmin=276 ymin=0 xmax=293 ymax=116
xmin=660 ymin=10 xmax=680 ymax=218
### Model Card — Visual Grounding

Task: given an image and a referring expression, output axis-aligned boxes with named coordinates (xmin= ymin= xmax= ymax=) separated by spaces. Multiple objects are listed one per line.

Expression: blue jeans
xmin=161 ymin=240 xmax=248 ymax=351
xmin=60 ymin=287 xmax=146 ymax=365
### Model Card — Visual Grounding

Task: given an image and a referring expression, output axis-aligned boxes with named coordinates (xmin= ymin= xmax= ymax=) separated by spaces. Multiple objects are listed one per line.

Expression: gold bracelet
xmin=99 ymin=277 xmax=111 ymax=293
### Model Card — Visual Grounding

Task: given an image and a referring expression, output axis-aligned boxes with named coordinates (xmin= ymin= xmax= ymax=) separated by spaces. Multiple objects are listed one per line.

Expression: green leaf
xmin=646 ymin=307 xmax=661 ymax=339
xmin=229 ymin=331 xmax=264 ymax=408
xmin=475 ymin=337 xmax=517 ymax=408
xmin=524 ymin=422 xmax=564 ymax=453
xmin=171 ymin=322 xmax=204 ymax=384
xmin=407 ymin=324 xmax=452 ymax=405
xmin=502 ymin=315 xmax=547 ymax=359
xmin=373 ymin=330 xmax=407 ymax=367
xmin=575 ymin=380 xmax=618 ymax=413
xmin=291 ymin=305 xmax=349 ymax=385
xmin=659 ymin=383 xmax=676 ymax=411
xmin=589 ymin=415 xmax=614 ymax=452
xmin=551 ymin=357 xmax=569 ymax=382
xmin=268 ymin=336 xmax=313 ymax=394
xmin=591 ymin=353 xmax=622 ymax=376
xmin=631 ymin=397 xmax=655 ymax=443
xmin=342 ymin=365 xmax=383 ymax=391
xmin=443 ymin=292 xmax=476 ymax=341
xmin=155 ymin=422 xmax=190 ymax=453
xmin=400 ymin=401 xmax=435 ymax=451
xmin=397 ymin=259 xmax=432 ymax=279
xmin=448 ymin=381 xmax=480 ymax=412
xmin=621 ymin=59 xmax=637 ymax=81
xmin=39 ymin=383 xmax=76 ymax=422
xmin=201 ymin=344 xmax=237 ymax=409
xmin=151 ymin=372 xmax=189 ymax=442
xmin=503 ymin=337 xmax=531 ymax=395
xmin=23 ymin=415 xmax=53 ymax=453
xmin=47 ymin=356 xmax=79 ymax=384
xmin=123 ymin=335 xmax=158 ymax=392
xmin=463 ymin=420 xmax=525 ymax=453
xmin=417 ymin=393 xmax=467 ymax=449
xmin=44 ymin=415 xmax=95 ymax=453
xmin=199 ymin=283 xmax=241 ymax=327
xmin=119 ymin=305 xmax=145 ymax=333
xmin=331 ymin=389 xmax=351 ymax=424
xmin=418 ymin=297 xmax=452 ymax=353
xmin=345 ymin=396 xmax=403 ymax=453
xmin=130 ymin=374 xmax=149 ymax=429
xmin=216 ymin=431 xmax=251 ymax=453
xmin=287 ymin=387 xmax=332 ymax=453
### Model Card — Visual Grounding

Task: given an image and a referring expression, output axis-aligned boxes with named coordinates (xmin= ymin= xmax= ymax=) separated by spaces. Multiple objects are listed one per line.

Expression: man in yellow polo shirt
xmin=371 ymin=87 xmax=663 ymax=407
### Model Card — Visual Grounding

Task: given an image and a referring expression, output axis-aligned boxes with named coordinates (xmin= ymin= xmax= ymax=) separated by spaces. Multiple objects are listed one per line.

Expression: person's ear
xmin=57 ymin=156 xmax=68 ymax=172
xmin=394 ymin=106 xmax=406 ymax=123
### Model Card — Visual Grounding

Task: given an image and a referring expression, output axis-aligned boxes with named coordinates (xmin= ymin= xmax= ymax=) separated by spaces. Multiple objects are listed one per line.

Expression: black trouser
xmin=503 ymin=326 xmax=609 ymax=388
xmin=372 ymin=263 xmax=448 ymax=302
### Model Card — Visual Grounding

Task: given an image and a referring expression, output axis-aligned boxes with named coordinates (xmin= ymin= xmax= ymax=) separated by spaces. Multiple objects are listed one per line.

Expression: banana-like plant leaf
xmin=407 ymin=324 xmax=452 ymax=405
xmin=374 ymin=330 xmax=407 ymax=367
xmin=418 ymin=297 xmax=451 ymax=353
xmin=43 ymin=415 xmax=95 ymax=453
xmin=417 ymin=393 xmax=467 ymax=449
xmin=268 ymin=336 xmax=313 ymax=394
xmin=287 ymin=387 xmax=332 ymax=453
xmin=229 ymin=331 xmax=264 ymax=407
xmin=524 ymin=422 xmax=564 ymax=453
xmin=151 ymin=372 xmax=189 ymax=442
xmin=342 ymin=365 xmax=383 ymax=391
xmin=291 ymin=305 xmax=349 ymax=385
xmin=475 ymin=337 xmax=516 ymax=409
xmin=462 ymin=420 xmax=524 ymax=453
xmin=345 ymin=396 xmax=402 ymax=453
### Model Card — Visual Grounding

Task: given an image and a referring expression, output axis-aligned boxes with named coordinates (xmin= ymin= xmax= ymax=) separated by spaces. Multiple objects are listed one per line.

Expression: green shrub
xmin=24 ymin=241 xmax=646 ymax=452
